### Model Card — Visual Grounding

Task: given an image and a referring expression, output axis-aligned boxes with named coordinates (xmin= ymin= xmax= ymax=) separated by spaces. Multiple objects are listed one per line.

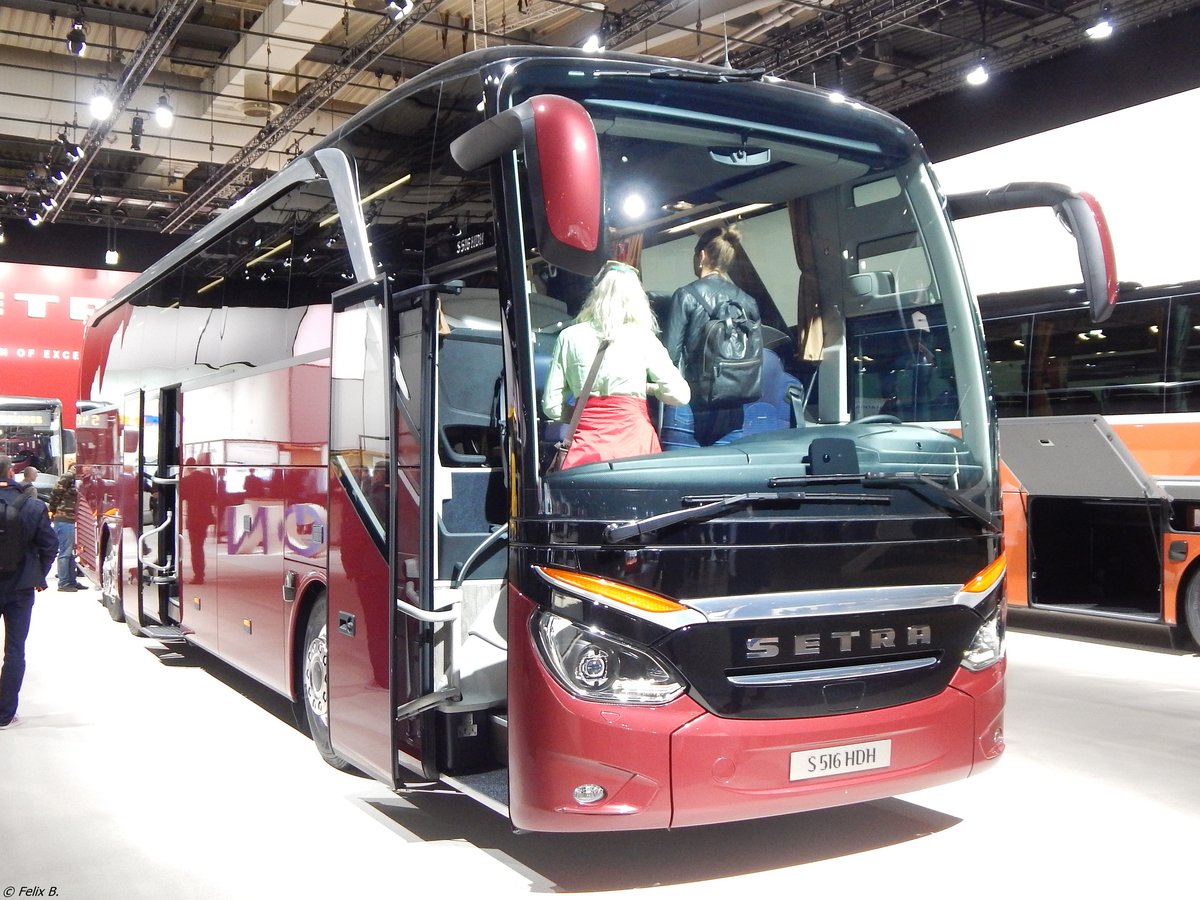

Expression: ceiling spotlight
xmin=965 ymin=60 xmax=989 ymax=86
xmin=49 ymin=166 xmax=67 ymax=185
xmin=154 ymin=91 xmax=174 ymax=128
xmin=582 ymin=33 xmax=604 ymax=53
xmin=90 ymin=82 xmax=113 ymax=121
xmin=917 ymin=8 xmax=946 ymax=29
xmin=29 ymin=212 xmax=43 ymax=227
xmin=66 ymin=16 xmax=87 ymax=56
xmin=131 ymin=115 xmax=144 ymax=151
xmin=59 ymin=132 xmax=83 ymax=162
xmin=840 ymin=43 xmax=862 ymax=65
xmin=384 ymin=0 xmax=414 ymax=23
xmin=1086 ymin=5 xmax=1114 ymax=39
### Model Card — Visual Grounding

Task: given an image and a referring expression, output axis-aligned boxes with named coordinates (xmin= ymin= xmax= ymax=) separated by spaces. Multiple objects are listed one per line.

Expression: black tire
xmin=298 ymin=594 xmax=354 ymax=772
xmin=1184 ymin=575 xmax=1200 ymax=650
xmin=101 ymin=537 xmax=125 ymax=623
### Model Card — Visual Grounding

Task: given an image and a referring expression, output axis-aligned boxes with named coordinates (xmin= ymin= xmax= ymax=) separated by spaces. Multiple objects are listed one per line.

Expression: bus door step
xmin=139 ymin=624 xmax=187 ymax=642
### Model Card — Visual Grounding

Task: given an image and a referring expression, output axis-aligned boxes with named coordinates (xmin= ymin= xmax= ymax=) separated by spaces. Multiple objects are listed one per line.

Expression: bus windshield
xmin=506 ymin=64 xmax=992 ymax=509
xmin=0 ymin=397 xmax=65 ymax=475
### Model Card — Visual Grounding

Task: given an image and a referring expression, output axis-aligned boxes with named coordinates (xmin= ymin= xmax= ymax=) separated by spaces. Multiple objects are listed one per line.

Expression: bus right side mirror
xmin=451 ymin=95 xmax=606 ymax=278
xmin=946 ymin=182 xmax=1118 ymax=323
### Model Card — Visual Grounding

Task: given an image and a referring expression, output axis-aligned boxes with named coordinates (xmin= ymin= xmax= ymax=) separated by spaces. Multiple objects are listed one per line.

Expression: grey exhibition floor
xmin=2 ymin=582 xmax=1198 ymax=899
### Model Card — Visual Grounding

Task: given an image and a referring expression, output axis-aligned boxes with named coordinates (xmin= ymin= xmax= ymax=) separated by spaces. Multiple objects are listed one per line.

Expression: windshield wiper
xmin=861 ymin=472 xmax=1001 ymax=534
xmin=602 ymin=489 xmax=887 ymax=544
xmin=595 ymin=68 xmax=765 ymax=83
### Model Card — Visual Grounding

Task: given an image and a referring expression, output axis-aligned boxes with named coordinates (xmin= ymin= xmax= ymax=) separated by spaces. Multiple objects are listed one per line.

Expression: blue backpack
xmin=0 ymin=492 xmax=30 ymax=575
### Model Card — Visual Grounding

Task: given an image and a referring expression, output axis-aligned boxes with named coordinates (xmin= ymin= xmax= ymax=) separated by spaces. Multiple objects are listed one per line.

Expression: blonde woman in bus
xmin=542 ymin=261 xmax=690 ymax=470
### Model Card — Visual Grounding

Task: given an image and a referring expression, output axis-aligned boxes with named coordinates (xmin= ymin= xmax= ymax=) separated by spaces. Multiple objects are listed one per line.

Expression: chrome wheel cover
xmin=303 ymin=623 xmax=329 ymax=721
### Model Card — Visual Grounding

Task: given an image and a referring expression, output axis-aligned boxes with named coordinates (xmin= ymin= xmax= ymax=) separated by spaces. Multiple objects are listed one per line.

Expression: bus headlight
xmin=533 ymin=610 xmax=687 ymax=704
xmin=961 ymin=609 xmax=1005 ymax=671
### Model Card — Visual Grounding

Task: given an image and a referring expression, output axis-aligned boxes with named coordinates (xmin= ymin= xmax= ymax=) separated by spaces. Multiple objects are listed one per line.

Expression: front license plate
xmin=790 ymin=739 xmax=892 ymax=781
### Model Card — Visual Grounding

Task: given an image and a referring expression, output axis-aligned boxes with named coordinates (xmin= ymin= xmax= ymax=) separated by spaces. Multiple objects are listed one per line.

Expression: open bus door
xmin=119 ymin=387 xmax=181 ymax=636
xmin=326 ymin=274 xmax=445 ymax=783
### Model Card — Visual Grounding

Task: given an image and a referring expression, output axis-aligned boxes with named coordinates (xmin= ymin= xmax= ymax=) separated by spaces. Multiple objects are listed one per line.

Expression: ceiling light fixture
xmin=90 ymin=81 xmax=113 ymax=121
xmin=106 ymin=219 xmax=119 ymax=266
xmin=66 ymin=14 xmax=87 ymax=56
xmin=384 ymin=0 xmax=414 ymax=23
xmin=1086 ymin=4 xmax=1115 ymax=39
xmin=965 ymin=59 xmax=989 ymax=86
xmin=59 ymin=132 xmax=82 ymax=162
xmin=155 ymin=91 xmax=174 ymax=128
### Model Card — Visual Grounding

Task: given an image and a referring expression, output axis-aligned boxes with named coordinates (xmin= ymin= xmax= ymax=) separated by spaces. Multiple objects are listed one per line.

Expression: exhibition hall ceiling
xmin=0 ymin=0 xmax=1195 ymax=234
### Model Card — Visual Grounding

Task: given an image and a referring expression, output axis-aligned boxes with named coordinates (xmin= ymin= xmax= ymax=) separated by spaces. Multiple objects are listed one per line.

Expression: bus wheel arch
xmin=293 ymin=588 xmax=354 ymax=771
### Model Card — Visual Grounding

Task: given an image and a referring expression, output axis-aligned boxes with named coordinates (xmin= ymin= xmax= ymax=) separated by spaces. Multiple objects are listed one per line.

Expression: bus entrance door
xmin=327 ymin=277 xmax=437 ymax=784
xmin=121 ymin=388 xmax=181 ymax=637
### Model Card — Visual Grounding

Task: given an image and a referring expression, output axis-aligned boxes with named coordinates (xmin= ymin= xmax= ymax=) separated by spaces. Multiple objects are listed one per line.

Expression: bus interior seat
xmin=715 ymin=348 xmax=805 ymax=442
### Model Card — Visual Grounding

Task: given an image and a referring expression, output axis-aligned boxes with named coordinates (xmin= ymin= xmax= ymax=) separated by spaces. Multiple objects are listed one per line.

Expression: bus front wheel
xmin=299 ymin=594 xmax=354 ymax=772
xmin=101 ymin=537 xmax=124 ymax=623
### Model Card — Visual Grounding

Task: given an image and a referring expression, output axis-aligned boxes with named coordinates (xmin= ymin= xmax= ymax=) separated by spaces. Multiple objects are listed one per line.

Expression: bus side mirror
xmin=946 ymin=182 xmax=1118 ymax=323
xmin=451 ymin=94 xmax=605 ymax=278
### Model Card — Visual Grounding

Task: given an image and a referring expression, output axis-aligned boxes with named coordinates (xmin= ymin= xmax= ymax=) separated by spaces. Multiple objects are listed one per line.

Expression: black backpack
xmin=0 ymin=491 xmax=30 ymax=575
xmin=691 ymin=296 xmax=764 ymax=408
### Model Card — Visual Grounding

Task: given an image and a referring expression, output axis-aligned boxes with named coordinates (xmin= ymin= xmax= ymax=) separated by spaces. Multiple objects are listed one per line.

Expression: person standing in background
xmin=47 ymin=465 xmax=85 ymax=592
xmin=0 ymin=454 xmax=58 ymax=728
xmin=661 ymin=224 xmax=764 ymax=447
xmin=19 ymin=466 xmax=39 ymax=499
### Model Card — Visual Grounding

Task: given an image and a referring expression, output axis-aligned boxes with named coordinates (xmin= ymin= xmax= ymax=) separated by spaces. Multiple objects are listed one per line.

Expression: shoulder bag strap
xmin=559 ymin=339 xmax=611 ymax=451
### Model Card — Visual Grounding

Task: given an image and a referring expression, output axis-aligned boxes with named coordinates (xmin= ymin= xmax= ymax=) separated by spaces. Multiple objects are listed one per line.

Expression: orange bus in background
xmin=982 ymin=280 xmax=1200 ymax=646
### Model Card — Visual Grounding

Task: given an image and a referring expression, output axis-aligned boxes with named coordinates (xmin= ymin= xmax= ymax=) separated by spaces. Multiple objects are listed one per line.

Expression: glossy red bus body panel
xmin=324 ymin=475 xmax=397 ymax=782
xmin=507 ymin=588 xmax=1005 ymax=832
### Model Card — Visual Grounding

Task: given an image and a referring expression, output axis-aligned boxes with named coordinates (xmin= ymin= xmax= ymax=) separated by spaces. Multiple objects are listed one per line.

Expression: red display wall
xmin=0 ymin=262 xmax=139 ymax=430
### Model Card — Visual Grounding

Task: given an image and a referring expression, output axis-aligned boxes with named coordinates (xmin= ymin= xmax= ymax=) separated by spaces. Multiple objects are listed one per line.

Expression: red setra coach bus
xmin=74 ymin=47 xmax=1115 ymax=832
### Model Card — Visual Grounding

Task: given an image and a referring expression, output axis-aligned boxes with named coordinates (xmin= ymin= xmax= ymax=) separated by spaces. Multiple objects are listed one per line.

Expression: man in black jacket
xmin=0 ymin=454 xmax=59 ymax=728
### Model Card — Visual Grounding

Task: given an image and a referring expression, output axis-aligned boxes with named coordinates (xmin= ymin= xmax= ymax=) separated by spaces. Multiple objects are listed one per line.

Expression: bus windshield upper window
xmin=507 ymin=63 xmax=989 ymax=493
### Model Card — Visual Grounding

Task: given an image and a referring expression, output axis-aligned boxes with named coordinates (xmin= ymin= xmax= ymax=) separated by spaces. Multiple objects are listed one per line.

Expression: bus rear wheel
xmin=299 ymin=594 xmax=354 ymax=772
xmin=1184 ymin=576 xmax=1200 ymax=650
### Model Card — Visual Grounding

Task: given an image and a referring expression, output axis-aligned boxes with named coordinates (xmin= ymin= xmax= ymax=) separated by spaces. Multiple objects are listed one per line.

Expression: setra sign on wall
xmin=0 ymin=262 xmax=138 ymax=429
